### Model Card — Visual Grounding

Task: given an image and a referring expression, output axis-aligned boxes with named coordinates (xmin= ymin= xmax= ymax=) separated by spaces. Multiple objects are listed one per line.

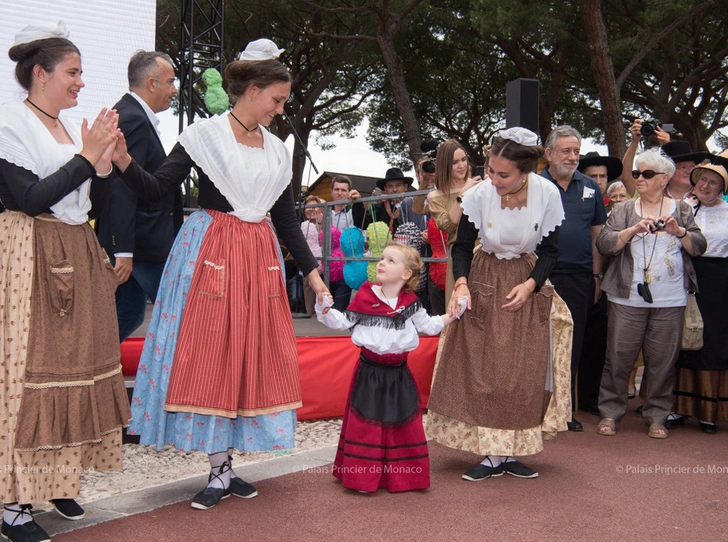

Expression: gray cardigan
xmin=596 ymin=199 xmax=707 ymax=299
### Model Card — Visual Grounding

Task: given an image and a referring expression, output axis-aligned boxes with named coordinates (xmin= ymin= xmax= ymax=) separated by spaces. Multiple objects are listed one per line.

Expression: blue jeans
xmin=115 ymin=260 xmax=165 ymax=342
xmin=330 ymin=280 xmax=352 ymax=312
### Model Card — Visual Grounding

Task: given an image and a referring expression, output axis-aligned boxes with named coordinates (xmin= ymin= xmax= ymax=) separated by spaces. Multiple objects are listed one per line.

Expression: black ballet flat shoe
xmin=1 ymin=520 xmax=51 ymax=542
xmin=190 ymin=486 xmax=232 ymax=510
xmin=50 ymin=498 xmax=85 ymax=520
xmin=462 ymin=463 xmax=504 ymax=482
xmin=230 ymin=477 xmax=258 ymax=499
xmin=502 ymin=460 xmax=539 ymax=479
xmin=1 ymin=505 xmax=50 ymax=542
xmin=699 ymin=421 xmax=717 ymax=434
xmin=191 ymin=458 xmax=233 ymax=510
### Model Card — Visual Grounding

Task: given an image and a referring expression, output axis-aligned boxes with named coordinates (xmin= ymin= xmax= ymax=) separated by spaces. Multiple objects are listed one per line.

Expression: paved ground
xmin=48 ymin=408 xmax=728 ymax=541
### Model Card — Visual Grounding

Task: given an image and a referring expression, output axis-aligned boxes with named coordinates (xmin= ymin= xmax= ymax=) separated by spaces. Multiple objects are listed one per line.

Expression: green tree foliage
xmin=155 ymin=0 xmax=728 ymax=187
xmin=366 ymin=0 xmax=519 ymax=168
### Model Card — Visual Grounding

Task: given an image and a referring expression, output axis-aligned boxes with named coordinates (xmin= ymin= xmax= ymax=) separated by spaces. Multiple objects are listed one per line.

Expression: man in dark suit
xmin=96 ymin=51 xmax=182 ymax=341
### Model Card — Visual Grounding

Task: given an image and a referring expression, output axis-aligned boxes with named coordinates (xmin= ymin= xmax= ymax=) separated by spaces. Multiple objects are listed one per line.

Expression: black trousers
xmin=579 ymin=293 xmax=608 ymax=410
xmin=550 ymin=272 xmax=596 ymax=411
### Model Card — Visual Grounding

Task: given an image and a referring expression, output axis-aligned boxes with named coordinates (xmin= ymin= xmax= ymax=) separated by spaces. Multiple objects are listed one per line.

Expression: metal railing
xmin=300 ymin=190 xmax=448 ymax=286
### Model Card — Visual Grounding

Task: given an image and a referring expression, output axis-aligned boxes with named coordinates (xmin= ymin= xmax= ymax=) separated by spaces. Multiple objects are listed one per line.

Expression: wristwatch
xmin=593 ymin=273 xmax=603 ymax=280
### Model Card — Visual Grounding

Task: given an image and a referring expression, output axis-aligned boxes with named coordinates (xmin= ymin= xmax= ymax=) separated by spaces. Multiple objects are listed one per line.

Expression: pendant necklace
xmin=640 ymin=196 xmax=664 ymax=284
xmin=26 ymin=98 xmax=59 ymax=127
xmin=503 ymin=178 xmax=528 ymax=202
xmin=229 ymin=111 xmax=258 ymax=138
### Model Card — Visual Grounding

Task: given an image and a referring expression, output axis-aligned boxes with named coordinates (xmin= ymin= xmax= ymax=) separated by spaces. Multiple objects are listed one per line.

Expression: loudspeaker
xmin=506 ymin=79 xmax=539 ymax=133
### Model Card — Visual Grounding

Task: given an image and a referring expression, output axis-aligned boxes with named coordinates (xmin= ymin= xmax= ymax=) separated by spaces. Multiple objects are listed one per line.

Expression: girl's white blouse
xmin=315 ymin=285 xmax=444 ymax=355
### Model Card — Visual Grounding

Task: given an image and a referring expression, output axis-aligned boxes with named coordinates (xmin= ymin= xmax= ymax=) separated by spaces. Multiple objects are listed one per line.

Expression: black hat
xmin=376 ymin=167 xmax=414 ymax=190
xmin=708 ymin=149 xmax=728 ymax=169
xmin=661 ymin=141 xmax=709 ymax=164
xmin=577 ymin=152 xmax=623 ymax=181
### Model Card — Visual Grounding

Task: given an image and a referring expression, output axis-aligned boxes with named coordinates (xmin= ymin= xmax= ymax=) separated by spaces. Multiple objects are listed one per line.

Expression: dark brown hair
xmin=331 ymin=175 xmax=352 ymax=191
xmin=224 ymin=59 xmax=290 ymax=102
xmin=490 ymin=136 xmax=543 ymax=174
xmin=8 ymin=38 xmax=80 ymax=91
xmin=434 ymin=139 xmax=468 ymax=193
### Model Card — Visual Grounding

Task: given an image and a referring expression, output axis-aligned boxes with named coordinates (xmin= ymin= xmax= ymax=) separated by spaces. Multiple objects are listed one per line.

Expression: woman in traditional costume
xmin=0 ymin=22 xmax=130 ymax=542
xmin=116 ymin=39 xmax=328 ymax=510
xmin=427 ymin=127 xmax=571 ymax=481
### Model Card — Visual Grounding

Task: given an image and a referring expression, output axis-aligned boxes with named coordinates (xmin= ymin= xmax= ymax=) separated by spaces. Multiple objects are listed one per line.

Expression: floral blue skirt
xmin=128 ymin=210 xmax=296 ymax=454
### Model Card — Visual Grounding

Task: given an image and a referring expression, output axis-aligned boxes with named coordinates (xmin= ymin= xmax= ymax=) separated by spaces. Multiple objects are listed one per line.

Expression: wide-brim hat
xmin=376 ymin=167 xmax=414 ymax=190
xmin=577 ymin=151 xmax=623 ymax=181
xmin=661 ymin=141 xmax=709 ymax=164
xmin=690 ymin=161 xmax=728 ymax=192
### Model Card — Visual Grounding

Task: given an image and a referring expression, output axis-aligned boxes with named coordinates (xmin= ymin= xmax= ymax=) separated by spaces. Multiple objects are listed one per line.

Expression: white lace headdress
xmin=499 ymin=127 xmax=539 ymax=146
xmin=238 ymin=39 xmax=284 ymax=61
xmin=13 ymin=21 xmax=70 ymax=46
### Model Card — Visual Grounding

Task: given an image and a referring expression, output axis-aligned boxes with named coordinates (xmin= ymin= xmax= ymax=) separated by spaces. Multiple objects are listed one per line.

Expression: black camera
xmin=640 ymin=119 xmax=674 ymax=137
xmin=420 ymin=139 xmax=440 ymax=174
xmin=637 ymin=282 xmax=653 ymax=304
xmin=648 ymin=219 xmax=666 ymax=233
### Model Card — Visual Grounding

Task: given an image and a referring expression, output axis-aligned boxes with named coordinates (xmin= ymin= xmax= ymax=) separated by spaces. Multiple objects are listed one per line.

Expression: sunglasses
xmin=631 ymin=170 xmax=665 ymax=180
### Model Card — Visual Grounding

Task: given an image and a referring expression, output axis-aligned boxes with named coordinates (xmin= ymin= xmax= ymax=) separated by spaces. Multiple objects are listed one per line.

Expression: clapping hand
xmin=80 ymin=108 xmax=119 ymax=166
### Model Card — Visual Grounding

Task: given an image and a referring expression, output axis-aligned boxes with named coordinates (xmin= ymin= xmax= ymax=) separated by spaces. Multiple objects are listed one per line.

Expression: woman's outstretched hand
xmin=111 ymin=130 xmax=132 ymax=172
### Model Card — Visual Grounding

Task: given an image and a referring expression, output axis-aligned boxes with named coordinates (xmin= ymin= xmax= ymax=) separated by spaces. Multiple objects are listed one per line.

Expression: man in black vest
xmin=96 ymin=51 xmax=182 ymax=341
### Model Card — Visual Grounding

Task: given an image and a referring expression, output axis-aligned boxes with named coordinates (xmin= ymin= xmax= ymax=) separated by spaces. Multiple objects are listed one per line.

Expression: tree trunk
xmin=377 ymin=32 xmax=421 ymax=168
xmin=580 ymin=0 xmax=625 ymax=159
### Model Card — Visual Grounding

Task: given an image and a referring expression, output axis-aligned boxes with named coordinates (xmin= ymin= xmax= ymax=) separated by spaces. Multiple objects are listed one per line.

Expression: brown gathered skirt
xmin=428 ymin=251 xmax=553 ymax=430
xmin=0 ymin=212 xmax=130 ymax=503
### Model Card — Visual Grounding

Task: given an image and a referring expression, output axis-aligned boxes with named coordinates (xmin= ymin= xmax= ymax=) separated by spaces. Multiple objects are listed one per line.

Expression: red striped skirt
xmin=333 ymin=349 xmax=430 ymax=492
xmin=164 ymin=210 xmax=302 ymax=417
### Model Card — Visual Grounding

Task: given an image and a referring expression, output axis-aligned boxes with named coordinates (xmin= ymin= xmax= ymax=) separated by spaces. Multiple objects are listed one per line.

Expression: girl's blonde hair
xmin=385 ymin=241 xmax=422 ymax=291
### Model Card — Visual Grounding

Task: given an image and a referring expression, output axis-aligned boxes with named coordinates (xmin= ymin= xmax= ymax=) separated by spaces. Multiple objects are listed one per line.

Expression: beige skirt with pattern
xmin=427 ymin=251 xmax=572 ymax=457
xmin=0 ymin=212 xmax=130 ymax=503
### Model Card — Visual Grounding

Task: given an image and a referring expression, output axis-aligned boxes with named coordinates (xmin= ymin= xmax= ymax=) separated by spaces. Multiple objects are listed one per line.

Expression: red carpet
xmin=55 ymin=411 xmax=728 ymax=541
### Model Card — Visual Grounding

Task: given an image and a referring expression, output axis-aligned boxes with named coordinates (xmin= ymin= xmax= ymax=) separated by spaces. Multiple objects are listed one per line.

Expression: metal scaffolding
xmin=178 ymin=0 xmax=225 ymax=130
xmin=178 ymin=0 xmax=225 ymax=206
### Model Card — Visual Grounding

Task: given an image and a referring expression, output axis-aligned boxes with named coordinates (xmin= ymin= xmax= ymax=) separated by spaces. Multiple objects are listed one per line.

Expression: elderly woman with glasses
xmin=595 ymin=147 xmax=706 ymax=439
xmin=674 ymin=161 xmax=728 ymax=433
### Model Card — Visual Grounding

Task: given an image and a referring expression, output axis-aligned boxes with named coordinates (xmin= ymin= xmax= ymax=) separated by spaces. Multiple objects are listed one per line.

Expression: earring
xmin=42 ymin=84 xmax=46 ymax=91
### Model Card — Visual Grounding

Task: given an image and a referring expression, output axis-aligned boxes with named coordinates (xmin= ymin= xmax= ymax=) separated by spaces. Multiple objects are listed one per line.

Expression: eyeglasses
xmin=631 ymin=170 xmax=665 ymax=180
xmin=695 ymin=176 xmax=722 ymax=189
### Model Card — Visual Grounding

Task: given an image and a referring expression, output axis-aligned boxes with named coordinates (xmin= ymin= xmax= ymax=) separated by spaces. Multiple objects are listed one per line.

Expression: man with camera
xmin=621 ymin=119 xmax=709 ymax=202
xmin=540 ymin=125 xmax=608 ymax=432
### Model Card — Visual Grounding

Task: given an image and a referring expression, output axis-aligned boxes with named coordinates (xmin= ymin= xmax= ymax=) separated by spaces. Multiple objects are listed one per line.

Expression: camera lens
xmin=640 ymin=122 xmax=656 ymax=137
